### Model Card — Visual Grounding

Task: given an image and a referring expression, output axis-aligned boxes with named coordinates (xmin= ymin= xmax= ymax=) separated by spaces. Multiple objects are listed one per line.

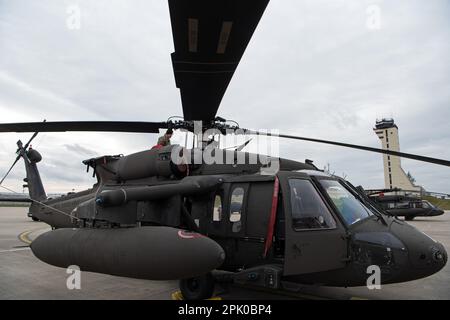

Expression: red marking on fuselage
xmin=263 ymin=176 xmax=279 ymax=258
xmin=177 ymin=230 xmax=203 ymax=239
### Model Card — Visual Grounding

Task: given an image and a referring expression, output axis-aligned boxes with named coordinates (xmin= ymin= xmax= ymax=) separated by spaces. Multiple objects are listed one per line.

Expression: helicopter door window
xmin=288 ymin=179 xmax=336 ymax=230
xmin=213 ymin=194 xmax=223 ymax=222
xmin=230 ymin=187 xmax=244 ymax=233
xmin=397 ymin=201 xmax=410 ymax=209
xmin=415 ymin=202 xmax=423 ymax=209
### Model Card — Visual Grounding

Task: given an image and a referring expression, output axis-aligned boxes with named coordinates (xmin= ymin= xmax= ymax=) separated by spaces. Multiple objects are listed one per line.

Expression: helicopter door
xmin=279 ymin=174 xmax=347 ymax=275
xmin=224 ymin=182 xmax=276 ymax=267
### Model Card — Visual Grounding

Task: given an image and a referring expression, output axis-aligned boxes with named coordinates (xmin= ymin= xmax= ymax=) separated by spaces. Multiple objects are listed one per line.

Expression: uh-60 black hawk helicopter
xmin=0 ymin=0 xmax=449 ymax=300
xmin=364 ymin=188 xmax=445 ymax=221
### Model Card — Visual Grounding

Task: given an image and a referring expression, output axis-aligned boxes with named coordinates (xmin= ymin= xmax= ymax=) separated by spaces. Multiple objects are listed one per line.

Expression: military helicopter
xmin=363 ymin=188 xmax=444 ymax=221
xmin=0 ymin=0 xmax=449 ymax=300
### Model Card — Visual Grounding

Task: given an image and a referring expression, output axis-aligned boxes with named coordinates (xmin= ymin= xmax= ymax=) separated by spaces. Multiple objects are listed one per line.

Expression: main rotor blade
xmin=236 ymin=138 xmax=253 ymax=151
xmin=245 ymin=130 xmax=450 ymax=167
xmin=169 ymin=0 xmax=269 ymax=121
xmin=0 ymin=121 xmax=169 ymax=134
xmin=225 ymin=138 xmax=252 ymax=151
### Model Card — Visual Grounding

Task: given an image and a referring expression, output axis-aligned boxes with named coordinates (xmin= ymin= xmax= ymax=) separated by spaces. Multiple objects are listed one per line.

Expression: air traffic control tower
xmin=374 ymin=119 xmax=421 ymax=192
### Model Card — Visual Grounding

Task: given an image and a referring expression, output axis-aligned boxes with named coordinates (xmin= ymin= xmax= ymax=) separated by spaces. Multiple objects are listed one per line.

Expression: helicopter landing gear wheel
xmin=179 ymin=273 xmax=215 ymax=300
xmin=405 ymin=216 xmax=415 ymax=221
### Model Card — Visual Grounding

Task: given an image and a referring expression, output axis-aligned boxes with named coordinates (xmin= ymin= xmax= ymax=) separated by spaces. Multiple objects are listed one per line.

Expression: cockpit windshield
xmin=422 ymin=201 xmax=433 ymax=209
xmin=319 ymin=179 xmax=372 ymax=225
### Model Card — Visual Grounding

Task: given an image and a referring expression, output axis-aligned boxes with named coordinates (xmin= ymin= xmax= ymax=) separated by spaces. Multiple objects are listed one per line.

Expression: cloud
xmin=0 ymin=0 xmax=449 ymax=194
xmin=64 ymin=143 xmax=96 ymax=156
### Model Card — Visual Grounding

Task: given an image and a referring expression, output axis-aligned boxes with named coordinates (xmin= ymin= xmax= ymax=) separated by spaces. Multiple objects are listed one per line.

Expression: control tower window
xmin=288 ymin=179 xmax=336 ymax=230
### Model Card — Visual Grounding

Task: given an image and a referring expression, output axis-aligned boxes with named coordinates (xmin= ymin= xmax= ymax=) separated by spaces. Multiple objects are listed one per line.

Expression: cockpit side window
xmin=288 ymin=179 xmax=336 ymax=230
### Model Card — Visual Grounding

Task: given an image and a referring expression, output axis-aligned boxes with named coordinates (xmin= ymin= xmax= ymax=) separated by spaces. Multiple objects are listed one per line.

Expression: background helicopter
xmin=364 ymin=119 xmax=446 ymax=220
xmin=0 ymin=0 xmax=449 ymax=300
xmin=363 ymin=188 xmax=444 ymax=221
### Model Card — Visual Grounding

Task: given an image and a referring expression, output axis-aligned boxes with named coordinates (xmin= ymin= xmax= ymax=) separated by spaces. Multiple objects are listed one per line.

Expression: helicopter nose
xmin=431 ymin=244 xmax=447 ymax=264
xmin=410 ymin=242 xmax=447 ymax=272
xmin=405 ymin=242 xmax=448 ymax=283
xmin=391 ymin=220 xmax=447 ymax=281
xmin=347 ymin=216 xmax=446 ymax=286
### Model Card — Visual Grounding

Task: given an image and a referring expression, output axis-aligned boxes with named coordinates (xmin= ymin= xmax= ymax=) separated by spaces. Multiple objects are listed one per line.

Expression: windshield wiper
xmin=341 ymin=180 xmax=389 ymax=226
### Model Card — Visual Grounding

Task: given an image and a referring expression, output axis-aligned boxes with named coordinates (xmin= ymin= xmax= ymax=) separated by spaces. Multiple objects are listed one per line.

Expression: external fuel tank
xmin=31 ymin=226 xmax=225 ymax=280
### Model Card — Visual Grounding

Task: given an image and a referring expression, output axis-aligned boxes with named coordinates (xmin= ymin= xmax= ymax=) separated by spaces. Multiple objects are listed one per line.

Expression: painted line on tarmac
xmin=18 ymin=227 xmax=47 ymax=245
xmin=171 ymin=290 xmax=223 ymax=300
xmin=232 ymin=283 xmax=329 ymax=300
xmin=350 ymin=296 xmax=369 ymax=300
xmin=171 ymin=284 xmax=330 ymax=300
xmin=0 ymin=247 xmax=30 ymax=254
xmin=170 ymin=283 xmax=349 ymax=300
xmin=232 ymin=283 xmax=368 ymax=300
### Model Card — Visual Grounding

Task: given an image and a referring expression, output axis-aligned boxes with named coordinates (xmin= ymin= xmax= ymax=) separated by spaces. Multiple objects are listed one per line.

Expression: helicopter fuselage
xmin=27 ymin=145 xmax=447 ymax=289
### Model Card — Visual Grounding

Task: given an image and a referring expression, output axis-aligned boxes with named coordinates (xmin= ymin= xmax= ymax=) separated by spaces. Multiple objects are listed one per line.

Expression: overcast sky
xmin=0 ymin=0 xmax=449 ymax=194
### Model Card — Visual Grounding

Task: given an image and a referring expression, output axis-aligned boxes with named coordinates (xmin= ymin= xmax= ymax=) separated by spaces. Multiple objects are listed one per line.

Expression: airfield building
xmin=373 ymin=118 xmax=422 ymax=193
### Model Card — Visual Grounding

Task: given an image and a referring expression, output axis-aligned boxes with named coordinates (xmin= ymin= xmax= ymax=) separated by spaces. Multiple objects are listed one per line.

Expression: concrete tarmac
xmin=0 ymin=207 xmax=449 ymax=300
